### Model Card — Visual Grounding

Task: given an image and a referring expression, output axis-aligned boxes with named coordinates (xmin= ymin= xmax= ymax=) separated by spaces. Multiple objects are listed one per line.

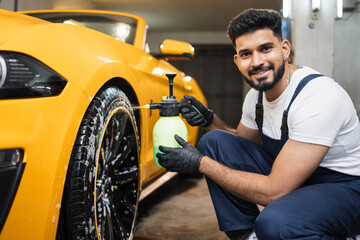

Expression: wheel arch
xmin=100 ymin=77 xmax=141 ymax=139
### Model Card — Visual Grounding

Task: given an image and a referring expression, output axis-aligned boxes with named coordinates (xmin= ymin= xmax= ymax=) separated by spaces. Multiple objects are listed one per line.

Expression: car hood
xmin=0 ymin=9 xmax=49 ymax=45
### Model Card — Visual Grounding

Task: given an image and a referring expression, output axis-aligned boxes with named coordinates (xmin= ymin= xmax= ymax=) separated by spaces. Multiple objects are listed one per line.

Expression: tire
xmin=60 ymin=86 xmax=140 ymax=240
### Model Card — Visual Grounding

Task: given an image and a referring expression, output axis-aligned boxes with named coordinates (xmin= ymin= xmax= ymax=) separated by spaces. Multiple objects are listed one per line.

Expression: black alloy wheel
xmin=58 ymin=86 xmax=140 ymax=240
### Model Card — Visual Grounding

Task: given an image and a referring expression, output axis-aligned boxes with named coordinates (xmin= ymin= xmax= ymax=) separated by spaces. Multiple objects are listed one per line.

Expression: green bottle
xmin=147 ymin=73 xmax=188 ymax=168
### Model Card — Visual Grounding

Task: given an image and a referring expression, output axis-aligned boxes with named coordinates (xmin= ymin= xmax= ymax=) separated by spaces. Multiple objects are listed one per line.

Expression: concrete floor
xmin=133 ymin=175 xmax=228 ymax=240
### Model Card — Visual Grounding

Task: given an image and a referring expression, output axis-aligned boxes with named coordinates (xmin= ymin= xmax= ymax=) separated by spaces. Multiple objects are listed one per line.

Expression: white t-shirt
xmin=241 ymin=66 xmax=360 ymax=176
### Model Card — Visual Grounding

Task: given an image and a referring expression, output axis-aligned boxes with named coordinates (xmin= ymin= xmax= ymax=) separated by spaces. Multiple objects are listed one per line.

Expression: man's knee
xmin=198 ymin=130 xmax=273 ymax=172
xmin=254 ymin=207 xmax=287 ymax=239
xmin=198 ymin=129 xmax=231 ymax=156
xmin=199 ymin=129 xmax=228 ymax=145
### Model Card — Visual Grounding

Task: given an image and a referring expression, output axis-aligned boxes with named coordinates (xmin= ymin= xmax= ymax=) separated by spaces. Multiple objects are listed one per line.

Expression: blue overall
xmin=198 ymin=74 xmax=360 ymax=239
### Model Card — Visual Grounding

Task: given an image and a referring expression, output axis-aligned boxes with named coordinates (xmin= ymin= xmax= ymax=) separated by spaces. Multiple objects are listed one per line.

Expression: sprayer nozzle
xmin=148 ymin=103 xmax=162 ymax=109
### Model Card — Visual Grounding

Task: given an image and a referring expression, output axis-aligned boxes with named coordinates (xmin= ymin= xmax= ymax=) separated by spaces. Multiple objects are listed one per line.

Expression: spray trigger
xmin=180 ymin=98 xmax=201 ymax=115
xmin=181 ymin=98 xmax=207 ymax=126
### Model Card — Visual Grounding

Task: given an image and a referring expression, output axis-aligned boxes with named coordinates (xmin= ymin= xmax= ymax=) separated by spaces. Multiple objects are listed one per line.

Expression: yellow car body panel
xmin=0 ymin=8 xmax=206 ymax=239
xmin=1 ymin=83 xmax=89 ymax=239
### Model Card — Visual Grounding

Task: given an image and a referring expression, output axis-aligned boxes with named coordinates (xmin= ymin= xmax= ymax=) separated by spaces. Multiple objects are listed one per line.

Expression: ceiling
xmin=58 ymin=0 xmax=283 ymax=32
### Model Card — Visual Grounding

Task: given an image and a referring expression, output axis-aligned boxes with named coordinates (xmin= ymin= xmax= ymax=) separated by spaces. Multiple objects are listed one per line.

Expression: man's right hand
xmin=180 ymin=95 xmax=214 ymax=127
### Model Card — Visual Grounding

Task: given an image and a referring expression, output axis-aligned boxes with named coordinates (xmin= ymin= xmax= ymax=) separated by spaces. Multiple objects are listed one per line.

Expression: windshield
xmin=26 ymin=12 xmax=137 ymax=45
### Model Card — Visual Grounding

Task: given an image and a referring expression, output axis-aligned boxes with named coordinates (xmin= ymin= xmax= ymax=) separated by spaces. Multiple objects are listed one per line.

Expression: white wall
xmin=292 ymin=0 xmax=360 ymax=114
xmin=334 ymin=6 xmax=360 ymax=115
xmin=292 ymin=0 xmax=335 ymax=77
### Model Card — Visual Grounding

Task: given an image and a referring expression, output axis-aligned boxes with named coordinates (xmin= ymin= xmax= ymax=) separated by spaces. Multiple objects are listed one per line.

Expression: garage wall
xmin=17 ymin=0 xmax=53 ymax=11
xmin=292 ymin=0 xmax=335 ymax=77
xmin=52 ymin=0 xmax=96 ymax=9
xmin=0 ymin=0 xmax=96 ymax=11
xmin=334 ymin=7 xmax=360 ymax=115
xmin=0 ymin=0 xmax=18 ymax=11
xmin=0 ymin=0 xmax=54 ymax=11
xmin=292 ymin=0 xmax=360 ymax=115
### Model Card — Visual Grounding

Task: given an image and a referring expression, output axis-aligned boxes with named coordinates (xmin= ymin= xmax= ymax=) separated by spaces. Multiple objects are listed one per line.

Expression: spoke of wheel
xmin=109 ymin=197 xmax=127 ymax=239
xmin=114 ymin=191 xmax=136 ymax=216
xmin=112 ymin=167 xmax=138 ymax=185
xmin=112 ymin=135 xmax=135 ymax=170
xmin=107 ymin=114 xmax=128 ymax=164
xmin=109 ymin=117 xmax=119 ymax=155
xmin=104 ymin=128 xmax=111 ymax=161
xmin=118 ymin=114 xmax=129 ymax=141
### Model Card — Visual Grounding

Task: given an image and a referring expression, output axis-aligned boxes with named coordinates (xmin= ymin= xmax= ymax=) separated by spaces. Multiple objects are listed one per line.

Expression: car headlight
xmin=0 ymin=52 xmax=67 ymax=99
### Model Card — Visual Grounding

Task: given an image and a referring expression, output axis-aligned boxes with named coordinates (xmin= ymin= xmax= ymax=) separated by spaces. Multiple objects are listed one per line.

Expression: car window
xmin=26 ymin=12 xmax=137 ymax=45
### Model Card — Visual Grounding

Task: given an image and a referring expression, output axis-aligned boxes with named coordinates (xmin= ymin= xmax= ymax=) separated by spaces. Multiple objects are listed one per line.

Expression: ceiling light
xmin=336 ymin=0 xmax=343 ymax=19
xmin=282 ymin=0 xmax=292 ymax=19
xmin=312 ymin=0 xmax=321 ymax=12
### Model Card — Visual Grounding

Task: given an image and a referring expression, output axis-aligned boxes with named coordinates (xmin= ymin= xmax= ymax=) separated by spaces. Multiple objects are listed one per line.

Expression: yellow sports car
xmin=0 ymin=9 xmax=206 ymax=240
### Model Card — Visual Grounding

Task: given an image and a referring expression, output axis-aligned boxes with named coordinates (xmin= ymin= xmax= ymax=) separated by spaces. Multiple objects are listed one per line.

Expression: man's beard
xmin=242 ymin=59 xmax=286 ymax=92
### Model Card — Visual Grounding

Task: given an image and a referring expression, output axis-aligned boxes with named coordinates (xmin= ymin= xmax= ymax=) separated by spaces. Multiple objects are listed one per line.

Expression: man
xmin=157 ymin=9 xmax=360 ymax=240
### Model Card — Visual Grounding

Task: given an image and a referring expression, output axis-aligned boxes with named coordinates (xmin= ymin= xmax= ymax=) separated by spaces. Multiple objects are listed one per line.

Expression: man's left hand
xmin=157 ymin=135 xmax=204 ymax=175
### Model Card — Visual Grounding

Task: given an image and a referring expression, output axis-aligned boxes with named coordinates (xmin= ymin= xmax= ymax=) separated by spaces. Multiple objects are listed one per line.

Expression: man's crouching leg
xmin=255 ymin=181 xmax=360 ymax=240
xmin=197 ymin=130 xmax=274 ymax=239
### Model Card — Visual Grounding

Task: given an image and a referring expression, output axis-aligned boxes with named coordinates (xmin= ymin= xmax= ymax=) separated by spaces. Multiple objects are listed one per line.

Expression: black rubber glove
xmin=180 ymin=95 xmax=214 ymax=127
xmin=157 ymin=135 xmax=204 ymax=175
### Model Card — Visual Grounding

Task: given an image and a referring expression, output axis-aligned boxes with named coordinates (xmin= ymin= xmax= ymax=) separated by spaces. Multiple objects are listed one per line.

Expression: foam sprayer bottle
xmin=146 ymin=73 xmax=188 ymax=167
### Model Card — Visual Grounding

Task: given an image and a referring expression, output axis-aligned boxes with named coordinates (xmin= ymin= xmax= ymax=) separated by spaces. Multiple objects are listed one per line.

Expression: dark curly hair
xmin=227 ymin=9 xmax=283 ymax=48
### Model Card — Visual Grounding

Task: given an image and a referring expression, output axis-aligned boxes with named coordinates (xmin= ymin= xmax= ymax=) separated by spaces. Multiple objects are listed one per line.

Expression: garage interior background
xmin=2 ymin=0 xmax=360 ymax=127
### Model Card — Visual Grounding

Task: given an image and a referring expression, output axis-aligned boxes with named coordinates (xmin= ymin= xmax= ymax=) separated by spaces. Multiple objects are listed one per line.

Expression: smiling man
xmin=157 ymin=9 xmax=360 ymax=240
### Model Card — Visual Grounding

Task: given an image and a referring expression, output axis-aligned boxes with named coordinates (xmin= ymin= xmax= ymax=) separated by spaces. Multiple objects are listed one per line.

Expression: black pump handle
xmin=166 ymin=73 xmax=177 ymax=99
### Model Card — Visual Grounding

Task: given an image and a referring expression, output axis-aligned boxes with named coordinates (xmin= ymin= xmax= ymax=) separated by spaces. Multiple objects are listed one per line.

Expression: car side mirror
xmin=154 ymin=39 xmax=195 ymax=60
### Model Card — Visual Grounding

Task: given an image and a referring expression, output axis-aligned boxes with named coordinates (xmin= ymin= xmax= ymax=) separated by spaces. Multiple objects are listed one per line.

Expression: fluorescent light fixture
xmin=282 ymin=0 xmax=292 ymax=19
xmin=312 ymin=0 xmax=321 ymax=12
xmin=336 ymin=0 xmax=343 ymax=19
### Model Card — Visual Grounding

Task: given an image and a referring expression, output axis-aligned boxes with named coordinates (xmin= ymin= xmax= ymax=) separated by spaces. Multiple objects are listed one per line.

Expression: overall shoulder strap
xmin=255 ymin=91 xmax=264 ymax=133
xmin=281 ymin=73 xmax=324 ymax=140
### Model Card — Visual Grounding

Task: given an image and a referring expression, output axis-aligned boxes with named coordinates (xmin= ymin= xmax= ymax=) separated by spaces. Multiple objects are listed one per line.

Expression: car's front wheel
xmin=59 ymin=86 xmax=140 ymax=240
